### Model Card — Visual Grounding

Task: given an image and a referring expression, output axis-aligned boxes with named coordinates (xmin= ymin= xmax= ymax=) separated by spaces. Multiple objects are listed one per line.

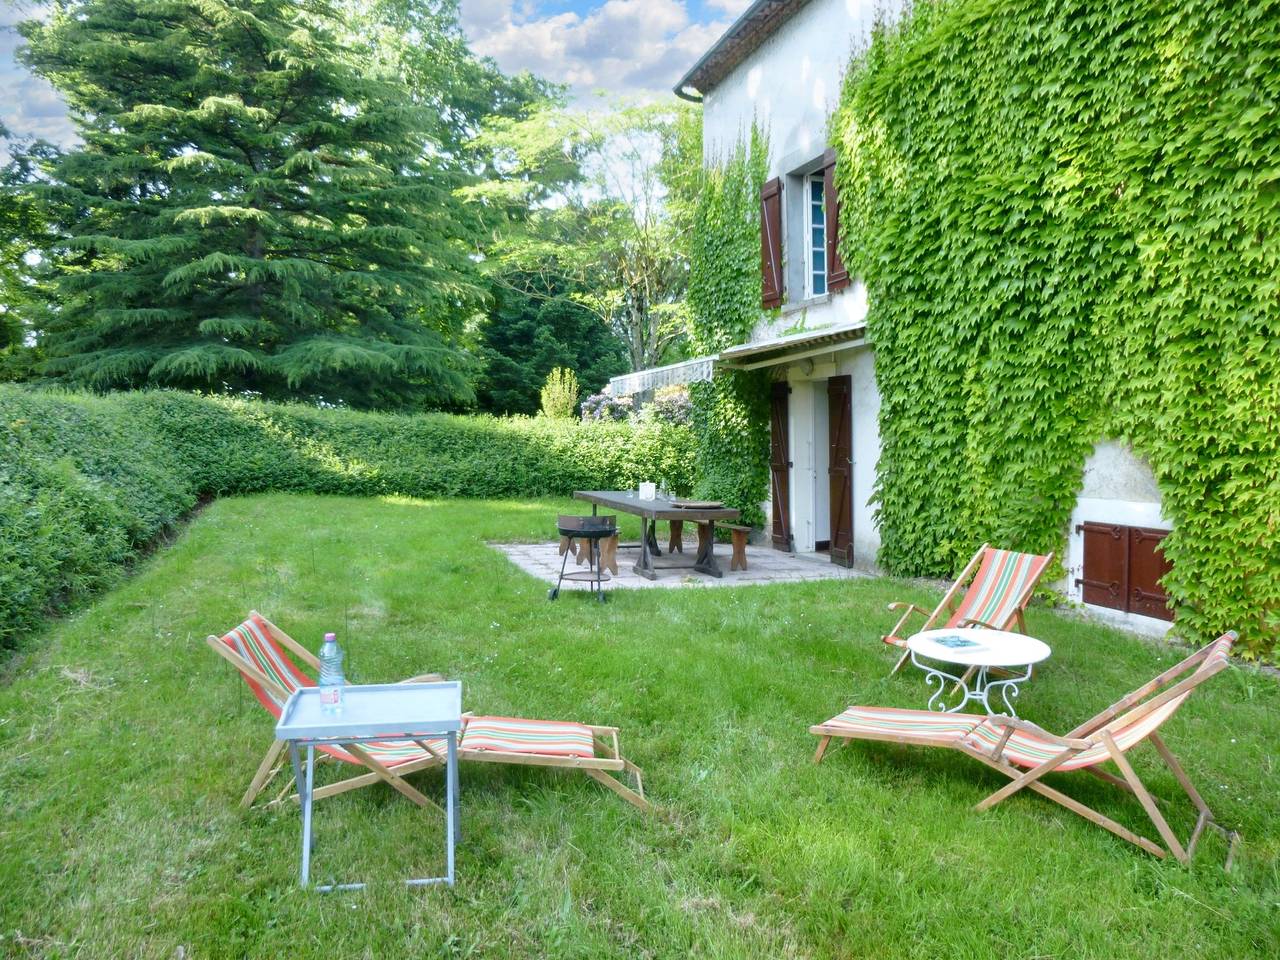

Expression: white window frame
xmin=806 ymin=174 xmax=827 ymax=299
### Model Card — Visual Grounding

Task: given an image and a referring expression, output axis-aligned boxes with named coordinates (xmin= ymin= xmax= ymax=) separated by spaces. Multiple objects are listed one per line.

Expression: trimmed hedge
xmin=0 ymin=386 xmax=696 ymax=649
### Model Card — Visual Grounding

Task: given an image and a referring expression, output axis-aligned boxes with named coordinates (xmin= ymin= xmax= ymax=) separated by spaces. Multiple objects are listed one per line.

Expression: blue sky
xmin=0 ymin=0 xmax=749 ymax=152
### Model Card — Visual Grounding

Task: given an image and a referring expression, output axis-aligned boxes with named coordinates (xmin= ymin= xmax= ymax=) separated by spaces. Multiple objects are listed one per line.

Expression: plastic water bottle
xmin=318 ymin=632 xmax=345 ymax=715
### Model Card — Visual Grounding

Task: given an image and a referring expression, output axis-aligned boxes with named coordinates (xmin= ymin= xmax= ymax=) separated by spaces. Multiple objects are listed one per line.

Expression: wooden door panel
xmin=1129 ymin=527 xmax=1173 ymax=621
xmin=827 ymin=376 xmax=854 ymax=567
xmin=1078 ymin=522 xmax=1126 ymax=611
xmin=769 ymin=381 xmax=792 ymax=551
xmin=1076 ymin=522 xmax=1174 ymax=621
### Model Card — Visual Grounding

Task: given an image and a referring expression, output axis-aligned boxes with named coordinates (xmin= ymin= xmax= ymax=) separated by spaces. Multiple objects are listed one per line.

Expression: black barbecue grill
xmin=550 ymin=514 xmax=616 ymax=602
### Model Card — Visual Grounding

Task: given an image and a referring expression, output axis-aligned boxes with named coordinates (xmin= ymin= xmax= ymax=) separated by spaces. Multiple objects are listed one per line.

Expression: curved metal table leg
xmin=912 ymin=651 xmax=979 ymax=713
xmin=981 ymin=665 xmax=1033 ymax=716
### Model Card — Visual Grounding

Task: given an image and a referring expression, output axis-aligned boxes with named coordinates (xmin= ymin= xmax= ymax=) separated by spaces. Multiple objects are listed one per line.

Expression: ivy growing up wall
xmin=833 ymin=0 xmax=1280 ymax=658
xmin=688 ymin=127 xmax=773 ymax=526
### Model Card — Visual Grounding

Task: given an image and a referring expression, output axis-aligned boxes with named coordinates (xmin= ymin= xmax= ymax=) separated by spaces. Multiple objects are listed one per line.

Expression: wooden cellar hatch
xmin=1075 ymin=522 xmax=1173 ymax=621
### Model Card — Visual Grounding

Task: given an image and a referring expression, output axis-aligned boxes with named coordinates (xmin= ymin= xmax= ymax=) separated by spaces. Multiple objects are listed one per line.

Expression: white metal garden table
xmin=906 ymin=628 xmax=1050 ymax=716
xmin=275 ymin=681 xmax=462 ymax=892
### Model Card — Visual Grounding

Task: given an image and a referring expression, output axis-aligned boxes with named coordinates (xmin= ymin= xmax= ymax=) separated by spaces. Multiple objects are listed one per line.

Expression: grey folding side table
xmin=274 ymin=681 xmax=462 ymax=891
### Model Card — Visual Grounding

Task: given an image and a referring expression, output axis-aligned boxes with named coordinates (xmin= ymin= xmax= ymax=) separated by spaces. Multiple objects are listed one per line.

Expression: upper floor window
xmin=807 ymin=176 xmax=827 ymax=297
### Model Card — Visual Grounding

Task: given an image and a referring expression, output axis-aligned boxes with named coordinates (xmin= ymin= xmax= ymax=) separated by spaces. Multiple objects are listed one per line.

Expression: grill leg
xmin=594 ymin=539 xmax=607 ymax=602
xmin=550 ymin=542 xmax=571 ymax=600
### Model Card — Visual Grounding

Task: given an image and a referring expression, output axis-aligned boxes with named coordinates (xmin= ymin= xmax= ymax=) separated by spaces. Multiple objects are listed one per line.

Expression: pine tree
xmin=19 ymin=0 xmax=486 ymax=408
xmin=475 ymin=279 xmax=627 ymax=415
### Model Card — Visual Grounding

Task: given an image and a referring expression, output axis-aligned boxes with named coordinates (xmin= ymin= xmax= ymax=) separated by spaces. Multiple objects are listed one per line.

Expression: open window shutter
xmin=760 ymin=177 xmax=783 ymax=309
xmin=822 ymin=148 xmax=850 ymax=292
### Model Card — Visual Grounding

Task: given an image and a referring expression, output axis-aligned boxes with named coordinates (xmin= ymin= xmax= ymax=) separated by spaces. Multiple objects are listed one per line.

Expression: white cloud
xmin=707 ymin=0 xmax=753 ymax=13
xmin=1 ymin=8 xmax=78 ymax=155
xmin=460 ymin=0 xmax=730 ymax=100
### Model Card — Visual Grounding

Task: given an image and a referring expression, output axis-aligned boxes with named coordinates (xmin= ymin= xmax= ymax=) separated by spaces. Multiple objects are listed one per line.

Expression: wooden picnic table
xmin=573 ymin=490 xmax=740 ymax=581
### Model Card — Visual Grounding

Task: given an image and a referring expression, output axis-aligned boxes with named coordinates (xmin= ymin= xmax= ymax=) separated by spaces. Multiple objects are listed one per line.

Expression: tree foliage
xmin=474 ymin=278 xmax=626 ymax=415
xmin=0 ymin=126 xmax=50 ymax=379
xmin=834 ymin=0 xmax=1280 ymax=658
xmin=14 ymin=0 xmax=506 ymax=408
xmin=481 ymin=101 xmax=700 ymax=373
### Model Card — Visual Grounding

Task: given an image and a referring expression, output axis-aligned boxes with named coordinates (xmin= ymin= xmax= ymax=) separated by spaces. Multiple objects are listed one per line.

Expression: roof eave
xmin=673 ymin=0 xmax=809 ymax=103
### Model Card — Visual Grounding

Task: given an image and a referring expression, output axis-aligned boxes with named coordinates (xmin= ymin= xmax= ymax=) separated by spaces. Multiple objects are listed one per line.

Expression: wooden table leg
xmin=668 ymin=519 xmax=684 ymax=553
xmin=633 ymin=518 xmax=658 ymax=580
xmin=646 ymin=521 xmax=662 ymax=557
xmin=693 ymin=521 xmax=724 ymax=578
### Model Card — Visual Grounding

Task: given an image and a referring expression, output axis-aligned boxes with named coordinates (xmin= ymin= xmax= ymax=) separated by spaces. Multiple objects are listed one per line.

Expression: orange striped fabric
xmin=1194 ymin=633 xmax=1234 ymax=677
xmin=218 ymin=614 xmax=314 ymax=717
xmin=320 ymin=737 xmax=448 ymax=768
xmin=947 ymin=548 xmax=1052 ymax=629
xmin=462 ymin=716 xmax=596 ymax=758
xmin=964 ymin=695 xmax=1189 ymax=770
xmin=966 ymin=632 xmax=1234 ymax=770
xmin=820 ymin=706 xmax=985 ymax=741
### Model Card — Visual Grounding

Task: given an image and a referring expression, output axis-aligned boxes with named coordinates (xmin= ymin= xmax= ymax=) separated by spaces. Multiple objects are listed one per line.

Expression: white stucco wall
xmin=698 ymin=0 xmax=885 ymax=564
xmin=702 ymin=0 xmax=878 ymax=170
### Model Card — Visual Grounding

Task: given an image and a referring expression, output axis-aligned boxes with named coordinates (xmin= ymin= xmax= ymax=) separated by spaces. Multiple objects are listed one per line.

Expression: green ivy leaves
xmin=687 ymin=126 xmax=774 ymax=525
xmin=833 ymin=0 xmax=1280 ymax=659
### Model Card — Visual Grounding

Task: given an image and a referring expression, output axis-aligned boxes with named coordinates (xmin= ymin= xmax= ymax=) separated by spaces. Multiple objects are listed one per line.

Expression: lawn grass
xmin=2 ymin=494 xmax=1277 ymax=959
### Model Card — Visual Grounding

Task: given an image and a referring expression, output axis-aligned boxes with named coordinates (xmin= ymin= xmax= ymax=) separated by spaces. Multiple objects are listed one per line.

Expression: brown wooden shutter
xmin=769 ymin=381 xmax=793 ymax=551
xmin=1075 ymin=522 xmax=1173 ymax=621
xmin=1078 ymin=522 xmax=1127 ymax=611
xmin=760 ymin=177 xmax=783 ymax=309
xmin=1129 ymin=527 xmax=1173 ymax=621
xmin=827 ymin=375 xmax=854 ymax=566
xmin=821 ymin=148 xmax=849 ymax=292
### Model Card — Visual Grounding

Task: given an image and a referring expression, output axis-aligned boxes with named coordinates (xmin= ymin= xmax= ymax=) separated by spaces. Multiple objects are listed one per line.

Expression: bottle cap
xmin=324 ymin=632 xmax=336 ymax=642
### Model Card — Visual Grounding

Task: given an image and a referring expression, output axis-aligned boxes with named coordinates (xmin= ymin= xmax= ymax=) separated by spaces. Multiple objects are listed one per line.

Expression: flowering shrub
xmin=580 ymin=392 xmax=633 ymax=422
xmin=646 ymin=386 xmax=692 ymax=426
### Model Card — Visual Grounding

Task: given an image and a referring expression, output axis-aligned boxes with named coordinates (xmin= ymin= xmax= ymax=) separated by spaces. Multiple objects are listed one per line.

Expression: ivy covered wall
xmin=688 ymin=128 xmax=773 ymax=526
xmin=833 ymin=0 xmax=1280 ymax=658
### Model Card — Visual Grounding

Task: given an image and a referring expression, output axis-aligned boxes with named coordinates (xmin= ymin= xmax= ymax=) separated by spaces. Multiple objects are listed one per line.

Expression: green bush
xmin=539 ymin=367 xmax=580 ymax=420
xmin=0 ymin=386 xmax=696 ymax=649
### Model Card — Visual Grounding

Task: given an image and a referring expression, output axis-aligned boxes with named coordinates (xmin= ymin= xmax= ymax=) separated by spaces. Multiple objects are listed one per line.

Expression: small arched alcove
xmin=1065 ymin=441 xmax=1174 ymax=636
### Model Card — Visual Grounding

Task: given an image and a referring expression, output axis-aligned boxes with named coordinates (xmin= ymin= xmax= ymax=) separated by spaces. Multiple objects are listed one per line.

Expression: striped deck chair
xmin=208 ymin=613 xmax=650 ymax=812
xmin=811 ymin=633 xmax=1240 ymax=864
xmin=882 ymin=543 xmax=1054 ymax=676
xmin=207 ymin=612 xmax=448 ymax=810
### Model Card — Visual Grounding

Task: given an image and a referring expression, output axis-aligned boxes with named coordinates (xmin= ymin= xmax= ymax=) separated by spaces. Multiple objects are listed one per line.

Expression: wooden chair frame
xmin=812 ymin=633 xmax=1240 ymax=866
xmin=209 ymin=612 xmax=649 ymax=812
xmin=882 ymin=543 xmax=1053 ymax=677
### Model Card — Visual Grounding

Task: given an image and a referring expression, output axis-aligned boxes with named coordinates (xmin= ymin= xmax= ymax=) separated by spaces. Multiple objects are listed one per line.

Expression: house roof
xmin=674 ymin=0 xmax=815 ymax=101
xmin=606 ymin=321 xmax=867 ymax=395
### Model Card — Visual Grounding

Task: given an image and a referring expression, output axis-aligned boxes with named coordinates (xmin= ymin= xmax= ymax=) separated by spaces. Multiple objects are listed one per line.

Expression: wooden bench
xmin=668 ymin=519 xmax=684 ymax=553
xmin=723 ymin=524 xmax=752 ymax=572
